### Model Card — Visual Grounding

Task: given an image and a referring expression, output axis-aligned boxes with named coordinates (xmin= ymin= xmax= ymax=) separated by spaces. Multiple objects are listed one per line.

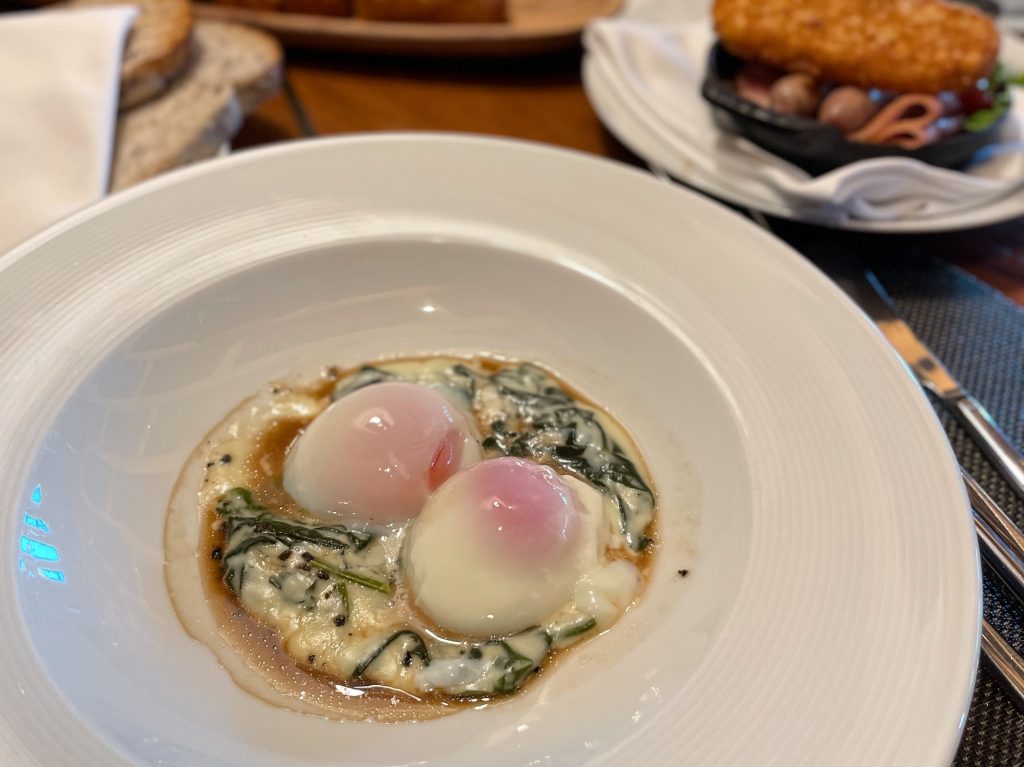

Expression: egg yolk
xmin=403 ymin=457 xmax=583 ymax=637
xmin=283 ymin=381 xmax=481 ymax=525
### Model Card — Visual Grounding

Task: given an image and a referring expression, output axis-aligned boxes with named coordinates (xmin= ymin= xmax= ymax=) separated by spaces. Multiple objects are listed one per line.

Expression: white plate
xmin=582 ymin=4 xmax=1024 ymax=233
xmin=0 ymin=134 xmax=978 ymax=766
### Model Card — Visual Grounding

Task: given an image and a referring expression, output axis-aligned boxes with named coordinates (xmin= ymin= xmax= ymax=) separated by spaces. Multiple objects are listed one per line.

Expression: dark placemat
xmin=770 ymin=221 xmax=1024 ymax=765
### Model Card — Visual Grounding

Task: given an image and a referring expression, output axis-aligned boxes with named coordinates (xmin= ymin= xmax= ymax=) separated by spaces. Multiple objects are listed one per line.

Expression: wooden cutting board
xmin=193 ymin=0 xmax=623 ymax=55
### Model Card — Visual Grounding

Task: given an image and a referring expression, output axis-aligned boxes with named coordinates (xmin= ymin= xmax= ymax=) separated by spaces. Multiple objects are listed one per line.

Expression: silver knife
xmin=845 ymin=272 xmax=1024 ymax=566
xmin=850 ymin=271 xmax=1024 ymax=503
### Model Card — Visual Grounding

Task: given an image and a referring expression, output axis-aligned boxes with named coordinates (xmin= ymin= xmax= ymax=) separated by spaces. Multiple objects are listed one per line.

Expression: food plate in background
xmin=0 ymin=134 xmax=977 ymax=765
xmin=581 ymin=2 xmax=1024 ymax=232
xmin=193 ymin=0 xmax=622 ymax=55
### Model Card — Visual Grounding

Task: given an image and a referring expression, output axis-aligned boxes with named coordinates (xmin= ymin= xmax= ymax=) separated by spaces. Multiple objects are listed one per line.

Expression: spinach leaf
xmin=353 ymin=630 xmax=430 ymax=678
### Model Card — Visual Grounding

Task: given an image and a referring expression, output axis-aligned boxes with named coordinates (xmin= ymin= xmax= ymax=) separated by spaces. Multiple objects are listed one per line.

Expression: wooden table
xmin=235 ymin=45 xmax=1024 ymax=305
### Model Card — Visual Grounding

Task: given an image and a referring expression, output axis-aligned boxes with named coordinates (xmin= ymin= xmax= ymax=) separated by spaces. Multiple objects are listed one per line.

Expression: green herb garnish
xmin=310 ymin=556 xmax=390 ymax=594
xmin=965 ymin=64 xmax=1022 ymax=133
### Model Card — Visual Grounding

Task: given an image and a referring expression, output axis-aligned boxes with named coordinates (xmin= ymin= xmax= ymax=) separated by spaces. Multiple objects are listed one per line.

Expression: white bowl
xmin=0 ymin=134 xmax=978 ymax=766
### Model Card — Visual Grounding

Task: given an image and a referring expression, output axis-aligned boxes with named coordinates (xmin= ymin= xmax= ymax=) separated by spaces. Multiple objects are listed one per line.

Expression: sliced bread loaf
xmin=111 ymin=20 xmax=283 ymax=190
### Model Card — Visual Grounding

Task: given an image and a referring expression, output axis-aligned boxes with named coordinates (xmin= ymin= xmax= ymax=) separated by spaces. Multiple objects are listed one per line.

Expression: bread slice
xmin=111 ymin=20 xmax=283 ymax=190
xmin=111 ymin=79 xmax=242 ymax=190
xmin=69 ymin=0 xmax=193 ymax=109
xmin=189 ymin=19 xmax=283 ymax=112
xmin=353 ymin=0 xmax=506 ymax=22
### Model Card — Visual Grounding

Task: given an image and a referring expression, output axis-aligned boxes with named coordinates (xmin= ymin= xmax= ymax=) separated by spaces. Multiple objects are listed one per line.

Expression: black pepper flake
xmin=677 ymin=569 xmax=689 ymax=577
xmin=317 ymin=570 xmax=329 ymax=580
xmin=333 ymin=614 xmax=346 ymax=626
xmin=271 ymin=386 xmax=282 ymax=395
xmin=205 ymin=461 xmax=215 ymax=469
xmin=307 ymin=654 xmax=316 ymax=664
xmin=298 ymin=562 xmax=311 ymax=571
xmin=401 ymin=651 xmax=413 ymax=667
xmin=219 ymin=454 xmax=232 ymax=464
xmin=211 ymin=547 xmax=223 ymax=561
xmin=278 ymin=549 xmax=292 ymax=561
xmin=468 ymin=648 xmax=482 ymax=660
xmin=532 ymin=667 xmax=540 ymax=674
xmin=324 ymin=366 xmax=339 ymax=379
xmin=301 ymin=551 xmax=314 ymax=562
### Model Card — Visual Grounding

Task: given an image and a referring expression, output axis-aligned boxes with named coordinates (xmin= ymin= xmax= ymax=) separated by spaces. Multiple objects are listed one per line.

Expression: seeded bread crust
xmin=69 ymin=0 xmax=193 ymax=108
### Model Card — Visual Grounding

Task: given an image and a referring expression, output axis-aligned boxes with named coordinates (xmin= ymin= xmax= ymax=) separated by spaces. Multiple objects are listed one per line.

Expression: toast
xmin=111 ymin=20 xmax=283 ymax=189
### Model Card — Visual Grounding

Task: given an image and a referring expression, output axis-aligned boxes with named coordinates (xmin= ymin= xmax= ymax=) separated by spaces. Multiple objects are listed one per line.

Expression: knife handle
xmin=982 ymin=620 xmax=1024 ymax=712
xmin=952 ymin=393 xmax=1024 ymax=505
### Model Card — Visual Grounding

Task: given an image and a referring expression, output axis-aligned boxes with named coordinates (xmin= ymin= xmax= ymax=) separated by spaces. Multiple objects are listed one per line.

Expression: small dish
xmin=701 ymin=42 xmax=1006 ymax=176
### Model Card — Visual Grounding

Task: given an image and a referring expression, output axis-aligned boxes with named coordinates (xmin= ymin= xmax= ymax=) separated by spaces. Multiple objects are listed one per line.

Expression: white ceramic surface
xmin=0 ymin=134 xmax=979 ymax=766
xmin=583 ymin=2 xmax=1024 ymax=233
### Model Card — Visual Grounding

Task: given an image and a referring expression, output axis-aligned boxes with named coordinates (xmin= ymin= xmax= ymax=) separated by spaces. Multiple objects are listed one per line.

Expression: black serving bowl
xmin=701 ymin=42 xmax=1006 ymax=176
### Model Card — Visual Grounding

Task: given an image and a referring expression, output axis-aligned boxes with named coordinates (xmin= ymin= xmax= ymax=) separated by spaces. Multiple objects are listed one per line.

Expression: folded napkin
xmin=584 ymin=18 xmax=1024 ymax=222
xmin=0 ymin=6 xmax=137 ymax=256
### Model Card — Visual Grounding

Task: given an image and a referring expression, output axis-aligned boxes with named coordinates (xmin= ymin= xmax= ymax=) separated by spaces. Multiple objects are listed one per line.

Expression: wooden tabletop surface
xmin=234 ymin=45 xmax=1024 ymax=306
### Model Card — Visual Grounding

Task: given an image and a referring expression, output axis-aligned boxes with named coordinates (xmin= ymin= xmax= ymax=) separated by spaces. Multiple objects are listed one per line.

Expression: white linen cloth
xmin=584 ymin=17 xmax=1024 ymax=221
xmin=0 ymin=6 xmax=136 ymax=256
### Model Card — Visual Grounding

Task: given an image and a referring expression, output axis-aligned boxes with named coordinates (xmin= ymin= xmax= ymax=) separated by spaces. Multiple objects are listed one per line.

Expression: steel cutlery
xmin=837 ymin=268 xmax=1024 ymax=712
xmin=848 ymin=271 xmax=1024 ymax=506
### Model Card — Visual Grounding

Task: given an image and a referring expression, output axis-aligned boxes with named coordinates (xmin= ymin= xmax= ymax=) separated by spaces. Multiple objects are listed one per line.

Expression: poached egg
xmin=283 ymin=381 xmax=481 ymax=525
xmin=403 ymin=457 xmax=585 ymax=637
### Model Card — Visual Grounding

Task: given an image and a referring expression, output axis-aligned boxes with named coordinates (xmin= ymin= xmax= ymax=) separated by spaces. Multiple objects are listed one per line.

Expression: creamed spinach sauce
xmin=211 ymin=360 xmax=655 ymax=699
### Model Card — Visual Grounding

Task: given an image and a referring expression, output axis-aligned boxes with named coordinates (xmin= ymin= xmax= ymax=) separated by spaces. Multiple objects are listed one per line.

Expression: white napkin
xmin=0 ymin=6 xmax=137 ymax=256
xmin=584 ymin=18 xmax=1024 ymax=221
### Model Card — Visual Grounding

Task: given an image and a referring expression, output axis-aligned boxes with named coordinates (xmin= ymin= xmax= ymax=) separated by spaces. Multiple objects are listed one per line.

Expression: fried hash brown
xmin=713 ymin=0 xmax=999 ymax=94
